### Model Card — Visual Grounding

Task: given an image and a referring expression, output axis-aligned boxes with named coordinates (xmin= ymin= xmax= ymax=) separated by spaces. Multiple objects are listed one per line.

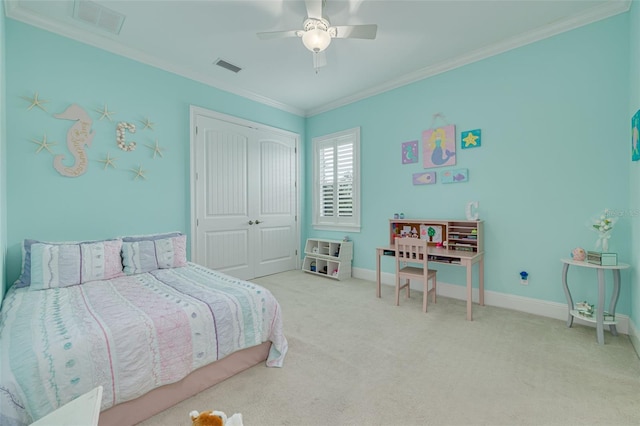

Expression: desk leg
xmin=478 ymin=257 xmax=485 ymax=307
xmin=561 ymin=263 xmax=574 ymax=328
xmin=609 ymin=270 xmax=621 ymax=337
xmin=466 ymin=260 xmax=473 ymax=321
xmin=376 ymin=249 xmax=382 ymax=298
xmin=596 ymin=268 xmax=605 ymax=345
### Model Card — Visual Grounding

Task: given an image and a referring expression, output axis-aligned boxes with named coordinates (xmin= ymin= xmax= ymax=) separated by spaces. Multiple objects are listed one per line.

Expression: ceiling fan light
xmin=302 ymin=28 xmax=331 ymax=53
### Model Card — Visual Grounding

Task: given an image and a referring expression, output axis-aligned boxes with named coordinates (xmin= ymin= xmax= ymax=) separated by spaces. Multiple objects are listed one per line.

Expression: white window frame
xmin=312 ymin=127 xmax=361 ymax=232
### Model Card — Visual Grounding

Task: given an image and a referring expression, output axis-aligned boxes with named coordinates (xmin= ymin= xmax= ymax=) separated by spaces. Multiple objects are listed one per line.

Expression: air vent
xmin=73 ymin=0 xmax=125 ymax=35
xmin=214 ymin=58 xmax=242 ymax=74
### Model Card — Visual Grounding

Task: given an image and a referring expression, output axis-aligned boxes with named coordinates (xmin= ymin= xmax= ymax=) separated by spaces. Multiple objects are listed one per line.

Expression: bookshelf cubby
xmin=302 ymin=238 xmax=353 ymax=280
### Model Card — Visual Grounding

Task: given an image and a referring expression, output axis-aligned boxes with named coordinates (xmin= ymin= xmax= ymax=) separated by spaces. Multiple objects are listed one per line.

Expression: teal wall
xmin=4 ymin=20 xmax=305 ymax=285
xmin=629 ymin=1 xmax=640 ymax=336
xmin=2 ymin=10 xmax=636 ymax=323
xmin=0 ymin=5 xmax=6 ymax=297
xmin=307 ymin=14 xmax=633 ymax=315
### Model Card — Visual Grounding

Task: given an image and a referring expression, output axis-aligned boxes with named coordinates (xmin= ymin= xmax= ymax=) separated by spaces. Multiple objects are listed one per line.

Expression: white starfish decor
xmin=98 ymin=152 xmax=118 ymax=170
xmin=131 ymin=165 xmax=147 ymax=180
xmin=95 ymin=104 xmax=116 ymax=121
xmin=145 ymin=138 xmax=164 ymax=159
xmin=140 ymin=117 xmax=155 ymax=131
xmin=21 ymin=92 xmax=49 ymax=112
xmin=30 ymin=133 xmax=57 ymax=154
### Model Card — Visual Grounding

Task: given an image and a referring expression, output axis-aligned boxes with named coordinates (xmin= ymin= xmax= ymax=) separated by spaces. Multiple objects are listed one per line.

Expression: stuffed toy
xmin=189 ymin=410 xmax=244 ymax=426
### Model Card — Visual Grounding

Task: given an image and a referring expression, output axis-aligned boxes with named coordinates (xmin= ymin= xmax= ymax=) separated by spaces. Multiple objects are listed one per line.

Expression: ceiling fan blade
xmin=332 ymin=24 xmax=377 ymax=39
xmin=305 ymin=0 xmax=323 ymax=19
xmin=312 ymin=51 xmax=327 ymax=70
xmin=257 ymin=30 xmax=300 ymax=40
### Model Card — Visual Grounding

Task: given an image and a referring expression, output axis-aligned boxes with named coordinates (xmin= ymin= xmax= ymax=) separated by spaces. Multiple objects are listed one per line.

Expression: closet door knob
xmin=255 ymin=220 xmax=262 ymax=224
xmin=248 ymin=220 xmax=254 ymax=225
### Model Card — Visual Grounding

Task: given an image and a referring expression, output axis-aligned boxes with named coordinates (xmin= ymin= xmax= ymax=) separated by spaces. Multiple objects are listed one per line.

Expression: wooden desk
xmin=561 ymin=258 xmax=630 ymax=345
xmin=376 ymin=245 xmax=484 ymax=320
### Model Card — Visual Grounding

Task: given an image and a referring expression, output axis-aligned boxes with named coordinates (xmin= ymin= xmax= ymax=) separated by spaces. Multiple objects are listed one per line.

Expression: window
xmin=312 ymin=127 xmax=360 ymax=231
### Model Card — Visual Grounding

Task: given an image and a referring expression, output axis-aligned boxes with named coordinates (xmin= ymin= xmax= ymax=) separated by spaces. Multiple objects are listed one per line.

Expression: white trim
xmin=4 ymin=1 xmax=304 ymax=117
xmin=629 ymin=319 xmax=640 ymax=358
xmin=353 ymin=267 xmax=630 ymax=335
xmin=5 ymin=0 xmax=630 ymax=118
xmin=306 ymin=0 xmax=632 ymax=117
xmin=311 ymin=127 xmax=361 ymax=231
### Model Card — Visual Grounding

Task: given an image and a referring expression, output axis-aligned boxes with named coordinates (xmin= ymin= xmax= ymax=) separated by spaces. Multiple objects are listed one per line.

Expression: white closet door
xmin=254 ymin=130 xmax=298 ymax=277
xmin=192 ymin=109 xmax=298 ymax=280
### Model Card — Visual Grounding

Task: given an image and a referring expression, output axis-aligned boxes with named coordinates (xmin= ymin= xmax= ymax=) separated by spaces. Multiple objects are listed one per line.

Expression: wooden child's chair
xmin=394 ymin=237 xmax=437 ymax=312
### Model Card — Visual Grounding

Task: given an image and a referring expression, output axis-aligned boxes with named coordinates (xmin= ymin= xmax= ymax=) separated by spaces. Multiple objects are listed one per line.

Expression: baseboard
xmin=629 ymin=320 xmax=640 ymax=358
xmin=353 ymin=267 xmax=630 ymax=335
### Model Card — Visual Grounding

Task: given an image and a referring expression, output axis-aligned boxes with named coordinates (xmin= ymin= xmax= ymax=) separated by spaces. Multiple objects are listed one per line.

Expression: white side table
xmin=30 ymin=386 xmax=102 ymax=426
xmin=560 ymin=258 xmax=630 ymax=345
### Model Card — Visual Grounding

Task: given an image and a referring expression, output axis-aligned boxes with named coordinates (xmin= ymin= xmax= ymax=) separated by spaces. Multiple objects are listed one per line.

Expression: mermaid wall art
xmin=422 ymin=124 xmax=456 ymax=169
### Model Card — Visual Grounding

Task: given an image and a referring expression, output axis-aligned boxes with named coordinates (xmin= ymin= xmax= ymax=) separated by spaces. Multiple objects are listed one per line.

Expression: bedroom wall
xmin=306 ymin=14 xmax=634 ymax=315
xmin=0 ymin=5 xmax=6 ymax=298
xmin=628 ymin=0 xmax=640 ymax=352
xmin=3 ymin=19 xmax=305 ymax=286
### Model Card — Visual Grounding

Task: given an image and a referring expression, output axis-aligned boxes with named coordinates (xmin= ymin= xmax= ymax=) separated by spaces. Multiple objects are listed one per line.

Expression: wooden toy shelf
xmin=389 ymin=219 xmax=483 ymax=253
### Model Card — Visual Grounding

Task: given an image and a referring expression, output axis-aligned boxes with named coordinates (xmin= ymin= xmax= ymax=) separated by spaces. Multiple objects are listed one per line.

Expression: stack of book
xmin=574 ymin=301 xmax=615 ymax=321
xmin=575 ymin=301 xmax=594 ymax=318
xmin=587 ymin=251 xmax=618 ymax=266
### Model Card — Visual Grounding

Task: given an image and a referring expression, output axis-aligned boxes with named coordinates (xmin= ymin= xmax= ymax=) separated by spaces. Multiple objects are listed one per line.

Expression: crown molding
xmin=3 ymin=0 xmax=306 ymax=117
xmin=305 ymin=0 xmax=632 ymax=117
xmin=4 ymin=0 xmax=631 ymax=118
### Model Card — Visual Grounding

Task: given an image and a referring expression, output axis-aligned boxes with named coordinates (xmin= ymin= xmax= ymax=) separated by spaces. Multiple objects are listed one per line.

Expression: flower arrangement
xmin=589 ymin=209 xmax=617 ymax=251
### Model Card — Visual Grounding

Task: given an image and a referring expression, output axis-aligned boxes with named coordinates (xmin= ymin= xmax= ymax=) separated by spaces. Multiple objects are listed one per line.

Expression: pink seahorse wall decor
xmin=53 ymin=104 xmax=95 ymax=177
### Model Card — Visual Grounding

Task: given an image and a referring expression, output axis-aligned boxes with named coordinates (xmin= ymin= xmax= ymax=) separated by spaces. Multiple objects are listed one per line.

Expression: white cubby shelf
xmin=302 ymin=238 xmax=353 ymax=280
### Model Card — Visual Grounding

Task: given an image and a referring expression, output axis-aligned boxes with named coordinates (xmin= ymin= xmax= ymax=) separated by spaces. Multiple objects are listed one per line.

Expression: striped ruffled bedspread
xmin=0 ymin=263 xmax=288 ymax=425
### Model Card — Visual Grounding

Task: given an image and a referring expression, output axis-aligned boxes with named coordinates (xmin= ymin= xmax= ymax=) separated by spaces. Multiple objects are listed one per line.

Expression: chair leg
xmin=405 ymin=279 xmax=410 ymax=299
xmin=423 ymin=278 xmax=428 ymax=313
xmin=395 ymin=275 xmax=400 ymax=306
xmin=432 ymin=274 xmax=437 ymax=304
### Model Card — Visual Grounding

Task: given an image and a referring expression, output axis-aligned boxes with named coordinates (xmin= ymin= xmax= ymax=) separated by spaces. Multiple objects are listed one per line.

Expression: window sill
xmin=312 ymin=224 xmax=361 ymax=233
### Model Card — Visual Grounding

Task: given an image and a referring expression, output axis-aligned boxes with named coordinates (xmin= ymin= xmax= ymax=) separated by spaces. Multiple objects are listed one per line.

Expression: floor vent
xmin=214 ymin=58 xmax=242 ymax=74
xmin=73 ymin=0 xmax=125 ymax=35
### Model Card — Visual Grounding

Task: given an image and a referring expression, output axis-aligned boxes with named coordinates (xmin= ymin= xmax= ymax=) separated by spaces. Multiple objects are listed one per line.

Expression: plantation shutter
xmin=318 ymin=136 xmax=353 ymax=219
xmin=313 ymin=127 xmax=360 ymax=231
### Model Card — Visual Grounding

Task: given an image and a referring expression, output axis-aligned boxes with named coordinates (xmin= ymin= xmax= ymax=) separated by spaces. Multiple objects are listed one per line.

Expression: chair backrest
xmin=395 ymin=237 xmax=428 ymax=267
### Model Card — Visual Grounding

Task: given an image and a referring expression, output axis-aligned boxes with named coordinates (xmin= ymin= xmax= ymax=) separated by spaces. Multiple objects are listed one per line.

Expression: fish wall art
xmin=441 ymin=168 xmax=468 ymax=184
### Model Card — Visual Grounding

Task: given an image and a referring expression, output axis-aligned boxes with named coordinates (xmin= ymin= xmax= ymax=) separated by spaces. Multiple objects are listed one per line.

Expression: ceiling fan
xmin=257 ymin=0 xmax=377 ymax=70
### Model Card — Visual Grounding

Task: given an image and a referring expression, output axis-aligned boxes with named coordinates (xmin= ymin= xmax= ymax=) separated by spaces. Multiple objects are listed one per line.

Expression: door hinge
xmin=195 ymin=126 xmax=198 ymax=135
xmin=196 ymin=218 xmax=199 ymax=227
xmin=295 ymin=249 xmax=298 ymax=256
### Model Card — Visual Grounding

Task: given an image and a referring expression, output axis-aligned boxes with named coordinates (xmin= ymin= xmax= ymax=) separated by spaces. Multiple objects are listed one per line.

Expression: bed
xmin=0 ymin=234 xmax=288 ymax=426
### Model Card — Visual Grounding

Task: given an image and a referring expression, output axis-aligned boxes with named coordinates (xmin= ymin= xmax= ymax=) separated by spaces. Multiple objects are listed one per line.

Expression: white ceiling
xmin=4 ymin=0 xmax=631 ymax=116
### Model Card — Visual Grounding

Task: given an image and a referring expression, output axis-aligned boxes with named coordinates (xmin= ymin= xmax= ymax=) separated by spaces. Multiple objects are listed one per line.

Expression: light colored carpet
xmin=140 ymin=271 xmax=640 ymax=426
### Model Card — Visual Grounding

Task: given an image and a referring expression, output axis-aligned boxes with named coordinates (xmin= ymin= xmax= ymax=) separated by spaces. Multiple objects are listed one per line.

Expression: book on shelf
xmin=574 ymin=302 xmax=615 ymax=321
